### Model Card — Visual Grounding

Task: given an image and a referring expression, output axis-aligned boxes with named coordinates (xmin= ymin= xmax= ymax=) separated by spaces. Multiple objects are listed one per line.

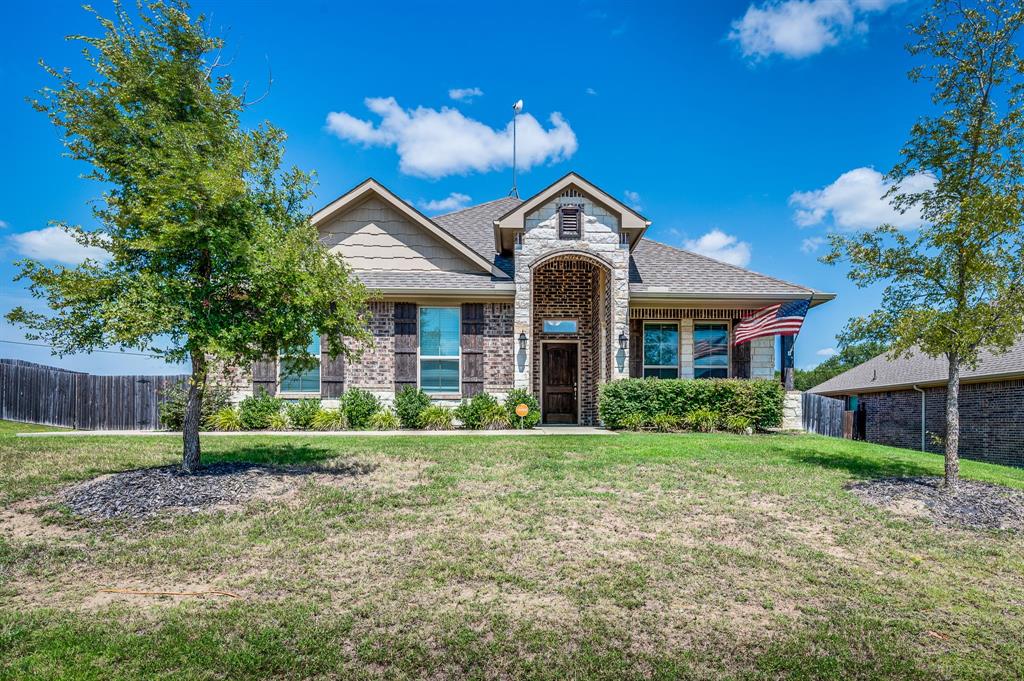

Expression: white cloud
xmin=419 ymin=192 xmax=472 ymax=214
xmin=10 ymin=226 xmax=109 ymax=265
xmin=789 ymin=167 xmax=933 ymax=230
xmin=816 ymin=347 xmax=838 ymax=357
xmin=684 ymin=229 xmax=752 ymax=267
xmin=623 ymin=190 xmax=642 ymax=212
xmin=728 ymin=0 xmax=900 ymax=60
xmin=448 ymin=87 xmax=483 ymax=102
xmin=326 ymin=97 xmax=578 ymax=179
xmin=585 ymin=87 xmax=598 ymax=96
xmin=0 ymin=220 xmax=8 ymax=229
xmin=800 ymin=236 xmax=826 ymax=253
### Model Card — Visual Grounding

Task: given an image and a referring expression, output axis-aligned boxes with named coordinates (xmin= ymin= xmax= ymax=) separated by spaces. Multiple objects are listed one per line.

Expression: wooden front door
xmin=542 ymin=343 xmax=578 ymax=424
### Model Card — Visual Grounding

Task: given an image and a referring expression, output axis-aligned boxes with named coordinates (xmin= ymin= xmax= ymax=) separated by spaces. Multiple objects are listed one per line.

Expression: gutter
xmin=912 ymin=385 xmax=925 ymax=452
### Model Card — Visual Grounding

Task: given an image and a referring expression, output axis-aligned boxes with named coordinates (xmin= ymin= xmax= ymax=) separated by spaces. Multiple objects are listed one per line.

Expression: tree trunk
xmin=944 ymin=352 xmax=960 ymax=491
xmin=182 ymin=352 xmax=207 ymax=473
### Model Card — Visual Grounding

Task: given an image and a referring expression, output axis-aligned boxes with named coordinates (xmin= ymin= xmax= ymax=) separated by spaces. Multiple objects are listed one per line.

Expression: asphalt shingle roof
xmin=432 ymin=197 xmax=521 ymax=277
xmin=811 ymin=339 xmax=1024 ymax=395
xmin=355 ymin=270 xmax=513 ymax=291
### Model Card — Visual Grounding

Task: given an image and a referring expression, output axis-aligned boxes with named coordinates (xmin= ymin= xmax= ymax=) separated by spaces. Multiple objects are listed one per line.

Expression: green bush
xmin=685 ymin=407 xmax=719 ymax=433
xmin=285 ymin=399 xmax=321 ymax=430
xmin=620 ymin=413 xmax=649 ymax=431
xmin=724 ymin=414 xmax=753 ymax=434
xmin=339 ymin=388 xmax=380 ymax=430
xmin=419 ymin=405 xmax=454 ymax=430
xmin=504 ymin=388 xmax=541 ymax=429
xmin=205 ymin=406 xmax=241 ymax=431
xmin=238 ymin=390 xmax=284 ymax=430
xmin=311 ymin=408 xmax=346 ymax=431
xmin=369 ymin=409 xmax=400 ymax=430
xmin=651 ymin=413 xmax=683 ymax=432
xmin=454 ymin=393 xmax=505 ymax=430
xmin=268 ymin=411 xmax=290 ymax=431
xmin=394 ymin=386 xmax=431 ymax=429
xmin=598 ymin=378 xmax=783 ymax=431
xmin=159 ymin=382 xmax=233 ymax=431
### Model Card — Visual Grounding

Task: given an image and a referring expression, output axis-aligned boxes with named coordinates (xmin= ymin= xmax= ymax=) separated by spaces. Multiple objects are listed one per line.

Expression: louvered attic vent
xmin=558 ymin=205 xmax=582 ymax=239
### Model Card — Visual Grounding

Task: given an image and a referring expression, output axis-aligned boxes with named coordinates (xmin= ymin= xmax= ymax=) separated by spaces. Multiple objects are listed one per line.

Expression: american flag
xmin=733 ymin=299 xmax=811 ymax=346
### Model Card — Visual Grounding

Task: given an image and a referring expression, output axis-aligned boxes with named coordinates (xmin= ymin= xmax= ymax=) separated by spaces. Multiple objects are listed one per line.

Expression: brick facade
xmin=859 ymin=379 xmax=1024 ymax=468
xmin=343 ymin=301 xmax=395 ymax=395
xmin=483 ymin=303 xmax=515 ymax=393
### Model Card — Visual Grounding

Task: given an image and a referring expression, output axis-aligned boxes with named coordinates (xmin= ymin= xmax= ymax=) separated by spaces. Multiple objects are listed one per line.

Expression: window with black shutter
xmin=558 ymin=206 xmax=581 ymax=239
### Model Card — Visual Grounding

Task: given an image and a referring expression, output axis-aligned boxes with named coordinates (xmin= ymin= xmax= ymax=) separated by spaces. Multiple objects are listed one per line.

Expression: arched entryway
xmin=530 ymin=252 xmax=614 ymax=425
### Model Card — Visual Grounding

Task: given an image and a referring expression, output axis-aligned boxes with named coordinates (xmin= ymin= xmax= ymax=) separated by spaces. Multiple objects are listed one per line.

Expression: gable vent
xmin=560 ymin=188 xmax=584 ymax=198
xmin=558 ymin=205 xmax=582 ymax=239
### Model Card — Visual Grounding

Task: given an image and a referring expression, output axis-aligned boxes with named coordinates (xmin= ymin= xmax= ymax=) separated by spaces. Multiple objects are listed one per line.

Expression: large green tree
xmin=7 ymin=1 xmax=371 ymax=471
xmin=824 ymin=0 xmax=1024 ymax=488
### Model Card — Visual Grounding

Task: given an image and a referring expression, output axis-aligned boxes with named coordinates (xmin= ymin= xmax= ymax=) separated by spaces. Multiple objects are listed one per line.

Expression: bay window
xmin=643 ymin=322 xmax=679 ymax=378
xmin=419 ymin=307 xmax=460 ymax=393
xmin=279 ymin=333 xmax=321 ymax=393
xmin=694 ymin=323 xmax=729 ymax=379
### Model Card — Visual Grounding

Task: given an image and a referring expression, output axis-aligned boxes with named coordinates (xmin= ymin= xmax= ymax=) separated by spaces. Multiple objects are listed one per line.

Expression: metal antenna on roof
xmin=509 ymin=99 xmax=523 ymax=198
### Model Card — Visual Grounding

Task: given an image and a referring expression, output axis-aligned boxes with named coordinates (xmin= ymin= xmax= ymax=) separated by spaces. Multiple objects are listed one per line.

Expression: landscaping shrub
xmin=394 ymin=386 xmax=431 ymax=429
xmin=369 ymin=409 xmax=400 ymax=431
xmin=454 ymin=393 xmax=508 ymax=430
xmin=419 ymin=405 xmax=454 ymax=430
xmin=285 ymin=399 xmax=321 ymax=430
xmin=238 ymin=390 xmax=283 ymax=430
xmin=598 ymin=378 xmax=783 ymax=431
xmin=651 ymin=413 xmax=683 ymax=432
xmin=159 ymin=382 xmax=232 ymax=431
xmin=268 ymin=411 xmax=290 ymax=431
xmin=205 ymin=406 xmax=241 ymax=431
xmin=504 ymin=388 xmax=541 ymax=429
xmin=339 ymin=388 xmax=380 ymax=430
xmin=620 ymin=413 xmax=649 ymax=431
xmin=311 ymin=408 xmax=346 ymax=431
xmin=685 ymin=407 xmax=719 ymax=433
xmin=724 ymin=414 xmax=753 ymax=434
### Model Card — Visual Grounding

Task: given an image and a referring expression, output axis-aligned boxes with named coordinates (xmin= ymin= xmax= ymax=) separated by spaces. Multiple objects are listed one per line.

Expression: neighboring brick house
xmin=233 ymin=172 xmax=833 ymax=425
xmin=810 ymin=341 xmax=1024 ymax=467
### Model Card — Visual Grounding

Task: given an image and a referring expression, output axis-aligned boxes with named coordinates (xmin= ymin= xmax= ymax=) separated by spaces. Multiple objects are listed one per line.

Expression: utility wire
xmin=0 ymin=338 xmax=169 ymax=359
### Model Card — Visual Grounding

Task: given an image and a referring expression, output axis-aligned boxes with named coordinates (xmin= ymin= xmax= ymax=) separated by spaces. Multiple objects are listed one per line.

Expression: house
xmin=810 ymin=340 xmax=1024 ymax=467
xmin=234 ymin=172 xmax=833 ymax=425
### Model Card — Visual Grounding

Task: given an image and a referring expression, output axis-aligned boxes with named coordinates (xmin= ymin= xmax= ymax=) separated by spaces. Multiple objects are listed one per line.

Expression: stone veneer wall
xmin=859 ymin=379 xmax=1024 ymax=468
xmin=530 ymin=260 xmax=602 ymax=424
xmin=514 ymin=191 xmax=630 ymax=394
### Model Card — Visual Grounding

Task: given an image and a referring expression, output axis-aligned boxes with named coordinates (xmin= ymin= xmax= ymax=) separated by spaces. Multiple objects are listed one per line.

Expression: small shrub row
xmin=197 ymin=387 xmax=543 ymax=432
xmin=598 ymin=378 xmax=783 ymax=432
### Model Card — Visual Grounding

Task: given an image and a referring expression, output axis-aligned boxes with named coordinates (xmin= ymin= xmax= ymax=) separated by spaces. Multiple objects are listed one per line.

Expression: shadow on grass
xmin=781 ymin=448 xmax=938 ymax=480
xmin=201 ymin=442 xmax=351 ymax=468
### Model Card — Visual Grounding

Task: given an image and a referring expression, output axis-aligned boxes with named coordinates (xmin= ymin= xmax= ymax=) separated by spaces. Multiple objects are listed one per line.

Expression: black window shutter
xmin=629 ymin=318 xmax=643 ymax=378
xmin=320 ymin=336 xmax=345 ymax=398
xmin=252 ymin=357 xmax=277 ymax=396
xmin=461 ymin=303 xmax=484 ymax=397
xmin=394 ymin=303 xmax=418 ymax=391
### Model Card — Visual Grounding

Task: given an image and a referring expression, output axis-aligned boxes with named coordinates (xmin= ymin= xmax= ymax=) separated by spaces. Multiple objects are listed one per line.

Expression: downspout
xmin=912 ymin=385 xmax=925 ymax=452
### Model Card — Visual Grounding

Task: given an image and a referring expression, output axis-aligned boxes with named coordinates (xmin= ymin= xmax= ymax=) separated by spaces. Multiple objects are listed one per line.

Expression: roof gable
xmin=312 ymin=179 xmax=506 ymax=278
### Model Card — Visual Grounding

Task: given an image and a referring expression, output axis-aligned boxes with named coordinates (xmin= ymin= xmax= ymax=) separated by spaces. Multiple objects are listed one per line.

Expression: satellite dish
xmin=513 ymin=99 xmax=523 ymax=113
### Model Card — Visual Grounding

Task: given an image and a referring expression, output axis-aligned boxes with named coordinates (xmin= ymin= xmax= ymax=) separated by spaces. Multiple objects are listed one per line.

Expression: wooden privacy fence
xmin=801 ymin=391 xmax=845 ymax=438
xmin=0 ymin=359 xmax=187 ymax=430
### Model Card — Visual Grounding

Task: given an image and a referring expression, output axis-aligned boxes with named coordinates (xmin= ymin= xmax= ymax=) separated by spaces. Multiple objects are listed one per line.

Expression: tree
xmin=6 ymin=1 xmax=371 ymax=472
xmin=823 ymin=0 xmax=1024 ymax=489
xmin=793 ymin=340 xmax=888 ymax=391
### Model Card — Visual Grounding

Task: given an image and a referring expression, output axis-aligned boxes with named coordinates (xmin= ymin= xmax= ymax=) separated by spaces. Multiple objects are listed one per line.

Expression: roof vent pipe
xmin=912 ymin=385 xmax=925 ymax=452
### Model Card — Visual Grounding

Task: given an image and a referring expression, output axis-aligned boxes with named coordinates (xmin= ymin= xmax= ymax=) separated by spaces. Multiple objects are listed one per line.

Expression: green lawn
xmin=1 ymin=429 xmax=1023 ymax=679
xmin=0 ymin=419 xmax=67 ymax=436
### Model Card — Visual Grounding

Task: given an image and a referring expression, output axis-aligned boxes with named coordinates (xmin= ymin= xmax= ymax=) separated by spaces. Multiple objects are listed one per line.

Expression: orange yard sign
xmin=515 ymin=403 xmax=529 ymax=418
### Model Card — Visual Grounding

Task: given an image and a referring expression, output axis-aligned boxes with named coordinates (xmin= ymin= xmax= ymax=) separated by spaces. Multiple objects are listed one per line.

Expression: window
xmin=419 ymin=307 xmax=460 ymax=393
xmin=694 ymin=323 xmax=729 ymax=379
xmin=543 ymin=319 xmax=578 ymax=333
xmin=279 ymin=333 xmax=320 ymax=393
xmin=558 ymin=205 xmax=581 ymax=239
xmin=643 ymin=322 xmax=679 ymax=378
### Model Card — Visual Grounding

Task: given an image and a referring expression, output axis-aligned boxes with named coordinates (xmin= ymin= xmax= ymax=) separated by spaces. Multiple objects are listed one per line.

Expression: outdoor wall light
xmin=519 ymin=332 xmax=528 ymax=351
xmin=618 ymin=331 xmax=628 ymax=351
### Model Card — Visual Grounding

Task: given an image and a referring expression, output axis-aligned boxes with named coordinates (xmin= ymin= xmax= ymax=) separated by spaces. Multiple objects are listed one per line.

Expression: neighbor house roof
xmin=811 ymin=339 xmax=1024 ymax=396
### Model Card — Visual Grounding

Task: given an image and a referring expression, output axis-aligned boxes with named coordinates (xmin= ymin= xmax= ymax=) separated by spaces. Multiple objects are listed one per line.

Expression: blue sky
xmin=0 ymin=0 xmax=931 ymax=374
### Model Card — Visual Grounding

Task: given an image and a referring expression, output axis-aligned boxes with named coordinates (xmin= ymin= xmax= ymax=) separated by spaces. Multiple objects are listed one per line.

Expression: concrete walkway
xmin=16 ymin=426 xmax=613 ymax=438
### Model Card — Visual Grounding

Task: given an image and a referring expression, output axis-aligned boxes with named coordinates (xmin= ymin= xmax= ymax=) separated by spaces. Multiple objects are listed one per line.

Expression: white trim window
xmin=419 ymin=307 xmax=461 ymax=394
xmin=279 ymin=333 xmax=321 ymax=393
xmin=694 ymin=323 xmax=730 ymax=379
xmin=643 ymin=322 xmax=679 ymax=378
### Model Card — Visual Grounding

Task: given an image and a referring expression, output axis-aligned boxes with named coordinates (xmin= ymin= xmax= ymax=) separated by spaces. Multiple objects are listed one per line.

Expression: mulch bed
xmin=59 ymin=461 xmax=374 ymax=520
xmin=848 ymin=476 xmax=1024 ymax=531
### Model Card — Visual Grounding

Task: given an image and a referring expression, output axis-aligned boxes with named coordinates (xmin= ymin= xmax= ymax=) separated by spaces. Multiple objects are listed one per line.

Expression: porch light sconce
xmin=518 ymin=332 xmax=528 ymax=351
xmin=618 ymin=331 xmax=628 ymax=351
